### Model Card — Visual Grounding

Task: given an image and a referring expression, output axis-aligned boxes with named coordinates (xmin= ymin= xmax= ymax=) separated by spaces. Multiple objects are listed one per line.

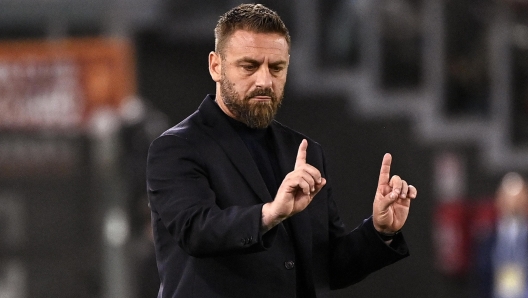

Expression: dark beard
xmin=220 ymin=75 xmax=283 ymax=129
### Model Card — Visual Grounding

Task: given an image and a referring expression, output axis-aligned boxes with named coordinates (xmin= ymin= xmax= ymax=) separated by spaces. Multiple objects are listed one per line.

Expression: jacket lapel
xmin=269 ymin=122 xmax=314 ymax=277
xmin=197 ymin=96 xmax=314 ymax=268
xmin=197 ymin=95 xmax=273 ymax=203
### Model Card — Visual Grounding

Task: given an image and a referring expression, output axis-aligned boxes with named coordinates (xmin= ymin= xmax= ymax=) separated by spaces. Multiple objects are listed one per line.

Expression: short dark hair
xmin=214 ymin=4 xmax=291 ymax=56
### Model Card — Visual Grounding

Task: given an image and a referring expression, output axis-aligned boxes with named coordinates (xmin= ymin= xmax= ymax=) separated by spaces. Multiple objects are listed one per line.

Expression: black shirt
xmin=223 ymin=112 xmax=314 ymax=298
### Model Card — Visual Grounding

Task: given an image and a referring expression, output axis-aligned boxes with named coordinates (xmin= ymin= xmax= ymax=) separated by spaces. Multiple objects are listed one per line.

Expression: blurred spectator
xmin=474 ymin=172 xmax=528 ymax=298
xmin=118 ymin=96 xmax=169 ymax=298
xmin=119 ymin=95 xmax=169 ymax=236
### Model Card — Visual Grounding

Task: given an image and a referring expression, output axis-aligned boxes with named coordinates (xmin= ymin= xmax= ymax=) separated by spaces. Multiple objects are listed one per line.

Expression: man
xmin=474 ymin=172 xmax=528 ymax=298
xmin=147 ymin=4 xmax=417 ymax=298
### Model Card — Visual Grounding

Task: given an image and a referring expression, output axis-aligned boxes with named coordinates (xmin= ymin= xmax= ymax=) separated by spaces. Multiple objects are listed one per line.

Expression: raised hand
xmin=262 ymin=139 xmax=326 ymax=231
xmin=372 ymin=153 xmax=417 ymax=234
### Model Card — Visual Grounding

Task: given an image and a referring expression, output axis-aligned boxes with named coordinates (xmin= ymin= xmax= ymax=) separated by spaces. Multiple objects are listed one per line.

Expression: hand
xmin=262 ymin=139 xmax=327 ymax=230
xmin=372 ymin=153 xmax=417 ymax=234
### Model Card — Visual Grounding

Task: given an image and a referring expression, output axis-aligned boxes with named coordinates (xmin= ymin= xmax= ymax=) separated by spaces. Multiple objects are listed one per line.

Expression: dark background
xmin=1 ymin=0 xmax=527 ymax=297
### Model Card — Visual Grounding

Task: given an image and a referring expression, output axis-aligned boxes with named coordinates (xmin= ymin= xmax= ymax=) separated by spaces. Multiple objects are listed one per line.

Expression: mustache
xmin=246 ymin=88 xmax=276 ymax=101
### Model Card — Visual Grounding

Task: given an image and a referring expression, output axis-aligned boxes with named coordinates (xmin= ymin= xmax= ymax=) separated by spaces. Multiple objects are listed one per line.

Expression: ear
xmin=209 ymin=51 xmax=222 ymax=82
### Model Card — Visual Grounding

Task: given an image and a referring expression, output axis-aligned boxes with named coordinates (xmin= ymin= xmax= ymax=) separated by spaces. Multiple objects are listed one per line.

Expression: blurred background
xmin=0 ymin=0 xmax=527 ymax=297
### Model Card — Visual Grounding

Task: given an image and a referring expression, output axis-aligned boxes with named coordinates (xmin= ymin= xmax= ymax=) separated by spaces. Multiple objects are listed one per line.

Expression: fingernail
xmin=394 ymin=188 xmax=401 ymax=194
xmin=390 ymin=193 xmax=396 ymax=200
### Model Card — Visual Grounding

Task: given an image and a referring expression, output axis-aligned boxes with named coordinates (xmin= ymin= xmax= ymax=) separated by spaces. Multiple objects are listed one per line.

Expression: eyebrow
xmin=235 ymin=57 xmax=288 ymax=67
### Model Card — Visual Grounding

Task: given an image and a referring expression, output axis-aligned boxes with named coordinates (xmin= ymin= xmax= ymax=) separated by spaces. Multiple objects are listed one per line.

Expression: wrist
xmin=376 ymin=229 xmax=401 ymax=241
xmin=261 ymin=203 xmax=286 ymax=232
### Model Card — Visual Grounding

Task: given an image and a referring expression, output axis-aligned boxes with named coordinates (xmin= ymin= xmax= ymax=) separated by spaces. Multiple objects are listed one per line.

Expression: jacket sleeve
xmin=318 ymin=150 xmax=410 ymax=289
xmin=147 ymin=134 xmax=277 ymax=258
xmin=328 ymin=214 xmax=409 ymax=289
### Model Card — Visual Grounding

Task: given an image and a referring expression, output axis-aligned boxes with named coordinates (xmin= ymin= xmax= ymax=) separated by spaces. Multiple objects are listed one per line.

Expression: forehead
xmin=224 ymin=30 xmax=289 ymax=59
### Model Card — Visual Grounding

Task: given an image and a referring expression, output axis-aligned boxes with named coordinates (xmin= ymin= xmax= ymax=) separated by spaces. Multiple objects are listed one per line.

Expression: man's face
xmin=213 ymin=30 xmax=290 ymax=128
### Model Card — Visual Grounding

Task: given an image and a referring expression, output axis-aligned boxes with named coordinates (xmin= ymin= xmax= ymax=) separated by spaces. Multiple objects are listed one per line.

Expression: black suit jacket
xmin=147 ymin=95 xmax=409 ymax=298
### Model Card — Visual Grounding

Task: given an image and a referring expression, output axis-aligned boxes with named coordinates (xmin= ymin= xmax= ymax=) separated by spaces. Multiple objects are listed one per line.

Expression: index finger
xmin=295 ymin=139 xmax=308 ymax=169
xmin=378 ymin=153 xmax=392 ymax=186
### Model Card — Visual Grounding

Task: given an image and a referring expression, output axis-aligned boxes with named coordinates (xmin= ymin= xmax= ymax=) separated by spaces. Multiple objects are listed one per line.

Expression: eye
xmin=271 ymin=66 xmax=284 ymax=73
xmin=241 ymin=64 xmax=256 ymax=71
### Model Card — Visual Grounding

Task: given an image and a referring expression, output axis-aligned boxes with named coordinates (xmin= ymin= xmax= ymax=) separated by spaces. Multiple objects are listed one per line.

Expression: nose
xmin=254 ymin=65 xmax=273 ymax=89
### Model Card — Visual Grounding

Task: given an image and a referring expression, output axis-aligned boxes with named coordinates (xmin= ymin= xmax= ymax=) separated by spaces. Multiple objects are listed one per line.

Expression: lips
xmin=246 ymin=87 xmax=275 ymax=102
xmin=251 ymin=96 xmax=272 ymax=101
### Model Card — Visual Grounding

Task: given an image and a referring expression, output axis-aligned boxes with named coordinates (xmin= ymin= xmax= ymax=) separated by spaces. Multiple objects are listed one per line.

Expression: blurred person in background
xmin=146 ymin=3 xmax=418 ymax=298
xmin=118 ymin=96 xmax=168 ymax=297
xmin=474 ymin=172 xmax=528 ymax=298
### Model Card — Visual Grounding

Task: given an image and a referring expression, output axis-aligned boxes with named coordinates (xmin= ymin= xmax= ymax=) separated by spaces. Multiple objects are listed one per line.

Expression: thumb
xmin=295 ymin=139 xmax=308 ymax=169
